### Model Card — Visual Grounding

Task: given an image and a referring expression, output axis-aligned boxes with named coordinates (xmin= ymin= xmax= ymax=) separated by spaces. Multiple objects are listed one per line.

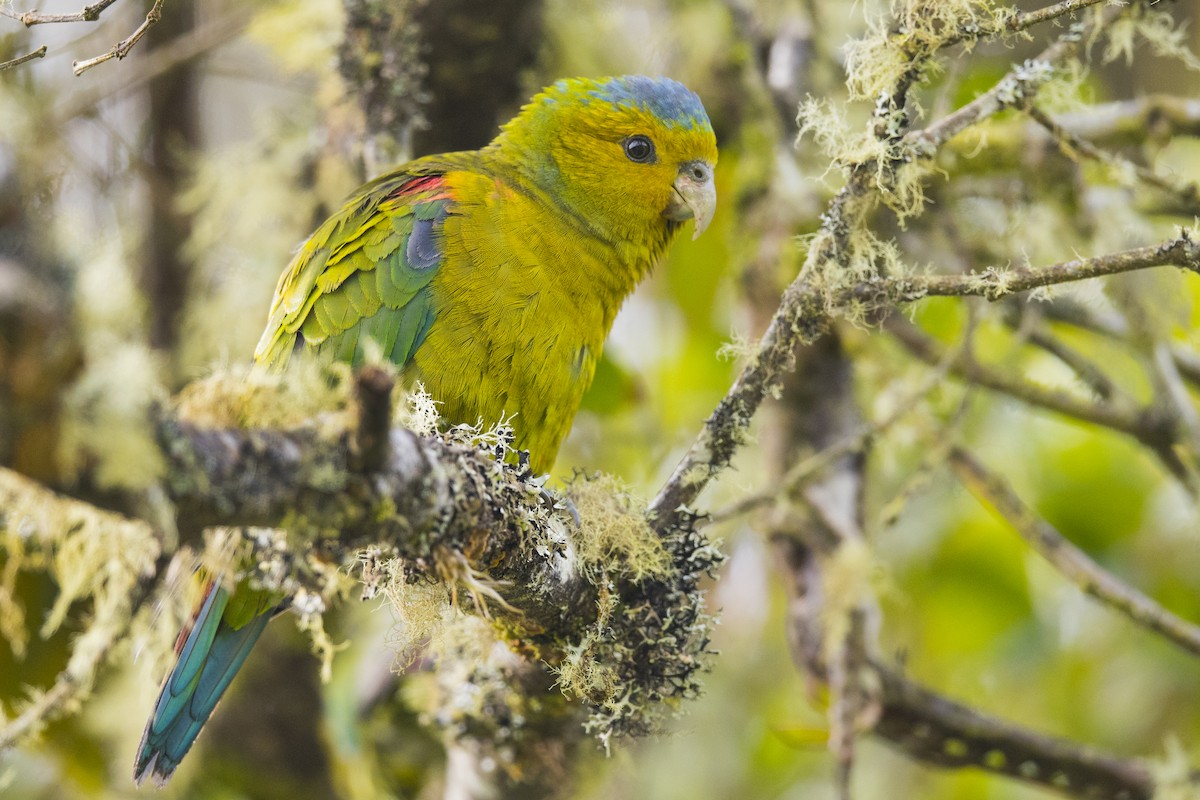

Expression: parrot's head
xmin=496 ymin=75 xmax=718 ymax=248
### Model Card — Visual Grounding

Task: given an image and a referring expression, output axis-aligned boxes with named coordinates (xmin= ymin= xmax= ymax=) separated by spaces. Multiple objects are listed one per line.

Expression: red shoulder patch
xmin=389 ymin=174 xmax=451 ymax=201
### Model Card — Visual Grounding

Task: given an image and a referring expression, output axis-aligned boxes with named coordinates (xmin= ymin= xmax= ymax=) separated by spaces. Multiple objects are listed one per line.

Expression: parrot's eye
xmin=623 ymin=135 xmax=656 ymax=164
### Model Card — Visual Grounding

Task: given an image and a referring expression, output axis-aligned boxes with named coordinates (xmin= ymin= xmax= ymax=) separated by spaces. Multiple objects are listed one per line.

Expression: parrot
xmin=133 ymin=74 xmax=717 ymax=786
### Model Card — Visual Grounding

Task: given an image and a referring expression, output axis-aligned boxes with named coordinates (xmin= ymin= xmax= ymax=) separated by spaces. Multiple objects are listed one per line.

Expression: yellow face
xmin=498 ymin=76 xmax=718 ymax=244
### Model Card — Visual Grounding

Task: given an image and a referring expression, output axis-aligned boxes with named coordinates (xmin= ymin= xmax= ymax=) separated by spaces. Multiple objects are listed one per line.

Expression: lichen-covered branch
xmin=651 ymin=225 xmax=1200 ymax=524
xmin=912 ymin=234 xmax=1200 ymax=300
xmin=650 ymin=0 xmax=1132 ymax=528
xmin=156 ymin=414 xmax=592 ymax=630
xmin=1 ymin=377 xmax=719 ymax=765
xmin=908 ymin=3 xmax=1127 ymax=155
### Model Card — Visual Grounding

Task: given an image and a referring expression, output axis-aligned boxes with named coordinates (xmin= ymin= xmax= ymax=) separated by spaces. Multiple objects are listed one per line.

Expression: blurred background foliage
xmin=3 ymin=0 xmax=1200 ymax=798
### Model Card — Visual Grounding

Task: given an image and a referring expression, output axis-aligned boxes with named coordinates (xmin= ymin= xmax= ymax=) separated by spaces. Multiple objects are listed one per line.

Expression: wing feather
xmin=254 ymin=169 xmax=452 ymax=369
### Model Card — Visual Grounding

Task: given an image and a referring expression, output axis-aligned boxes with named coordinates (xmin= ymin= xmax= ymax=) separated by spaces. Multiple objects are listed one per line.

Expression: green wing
xmin=254 ymin=171 xmax=452 ymax=369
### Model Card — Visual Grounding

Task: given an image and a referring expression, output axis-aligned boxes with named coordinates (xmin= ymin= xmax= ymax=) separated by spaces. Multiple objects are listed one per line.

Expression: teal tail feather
xmin=133 ymin=582 xmax=274 ymax=786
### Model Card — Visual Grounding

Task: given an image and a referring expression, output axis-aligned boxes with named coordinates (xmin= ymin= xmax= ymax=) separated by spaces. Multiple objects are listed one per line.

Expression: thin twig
xmin=1056 ymin=95 xmax=1200 ymax=143
xmin=1027 ymin=104 xmax=1200 ymax=213
xmin=1003 ymin=309 xmax=1120 ymax=401
xmin=934 ymin=0 xmax=1110 ymax=52
xmin=709 ymin=345 xmax=960 ymax=525
xmin=0 ymin=44 xmax=46 ymax=70
xmin=1006 ymin=0 xmax=1110 ymax=32
xmin=886 ymin=317 xmax=1159 ymax=437
xmin=909 ymin=235 xmax=1200 ymax=301
xmin=55 ymin=6 xmax=250 ymax=119
xmin=1036 ymin=298 xmax=1200 ymax=391
xmin=0 ymin=0 xmax=118 ymax=25
xmin=949 ymin=447 xmax=1200 ymax=658
xmin=72 ymin=0 xmax=164 ymax=76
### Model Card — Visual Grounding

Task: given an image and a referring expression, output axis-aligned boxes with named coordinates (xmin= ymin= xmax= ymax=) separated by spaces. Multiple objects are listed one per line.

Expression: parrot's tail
xmin=133 ymin=582 xmax=273 ymax=786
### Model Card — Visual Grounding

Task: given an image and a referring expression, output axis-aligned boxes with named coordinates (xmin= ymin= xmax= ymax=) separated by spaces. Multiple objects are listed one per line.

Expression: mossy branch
xmin=908 ymin=3 xmax=1128 ymax=156
xmin=0 ymin=469 xmax=162 ymax=749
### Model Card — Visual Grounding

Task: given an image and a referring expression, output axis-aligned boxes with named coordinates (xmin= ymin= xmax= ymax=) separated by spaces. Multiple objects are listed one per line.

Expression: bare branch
xmin=1036 ymin=298 xmax=1200 ymax=392
xmin=1002 ymin=310 xmax=1121 ymax=401
xmin=1027 ymin=104 xmax=1200 ymax=213
xmin=0 ymin=44 xmax=45 ymax=70
xmin=71 ymin=0 xmax=164 ymax=76
xmin=0 ymin=0 xmax=118 ymax=25
xmin=950 ymin=447 xmax=1200 ymax=658
xmin=54 ymin=7 xmax=251 ymax=119
xmin=885 ymin=318 xmax=1164 ymax=441
xmin=1056 ymin=95 xmax=1200 ymax=143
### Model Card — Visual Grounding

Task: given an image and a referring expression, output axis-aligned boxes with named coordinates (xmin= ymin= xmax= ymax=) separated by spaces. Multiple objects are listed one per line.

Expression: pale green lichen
xmin=716 ymin=330 xmax=759 ymax=363
xmin=56 ymin=245 xmax=165 ymax=490
xmin=1149 ymin=736 xmax=1200 ymax=800
xmin=174 ymin=360 xmax=355 ymax=431
xmin=795 ymin=96 xmax=930 ymax=222
xmin=396 ymin=383 xmax=443 ymax=435
xmin=796 ymin=96 xmax=880 ymax=175
xmin=549 ymin=507 xmax=723 ymax=747
xmin=0 ymin=469 xmax=161 ymax=737
xmin=844 ymin=0 xmax=999 ymax=103
xmin=1104 ymin=5 xmax=1200 ymax=74
xmin=567 ymin=474 xmax=671 ymax=582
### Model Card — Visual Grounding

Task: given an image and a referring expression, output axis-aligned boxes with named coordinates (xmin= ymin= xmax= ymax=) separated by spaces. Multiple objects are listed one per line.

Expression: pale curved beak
xmin=664 ymin=160 xmax=716 ymax=240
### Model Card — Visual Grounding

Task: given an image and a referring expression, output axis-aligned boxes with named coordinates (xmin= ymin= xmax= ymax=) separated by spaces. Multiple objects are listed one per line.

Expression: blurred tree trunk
xmin=143 ymin=2 xmax=200 ymax=362
xmin=0 ymin=145 xmax=79 ymax=485
xmin=412 ymin=0 xmax=544 ymax=156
